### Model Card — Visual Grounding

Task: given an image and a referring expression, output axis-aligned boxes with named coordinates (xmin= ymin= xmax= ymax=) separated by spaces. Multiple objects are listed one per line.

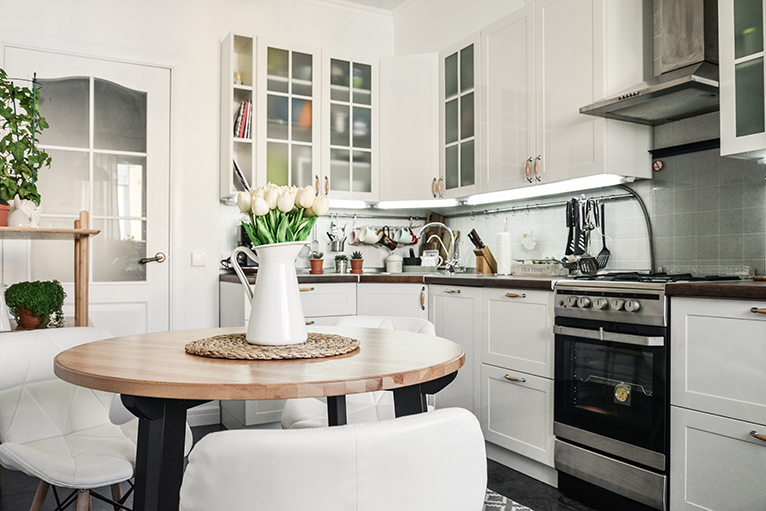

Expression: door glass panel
xmin=735 ymin=57 xmax=765 ymax=136
xmin=445 ymin=99 xmax=458 ymax=144
xmin=94 ymin=79 xmax=147 ymax=153
xmin=267 ymin=95 xmax=289 ymax=139
xmin=352 ymin=63 xmax=372 ymax=105
xmin=331 ymin=104 xmax=350 ymax=146
xmin=93 ymin=153 xmax=146 ymax=217
xmin=352 ymin=107 xmax=371 ymax=149
xmin=267 ymin=47 xmax=289 ymax=93
xmin=292 ymin=51 xmax=313 ymax=97
xmin=735 ymin=0 xmax=764 ymax=59
xmin=330 ymin=149 xmax=350 ymax=191
xmin=38 ymin=149 xmax=88 ymax=215
xmin=291 ymin=144 xmax=312 ymax=188
xmin=461 ymin=92 xmax=474 ymax=139
xmin=460 ymin=44 xmax=474 ymax=92
xmin=445 ymin=52 xmax=458 ymax=99
xmin=267 ymin=142 xmax=289 ymax=185
xmin=331 ymin=59 xmax=350 ymax=102
xmin=37 ymin=78 xmax=89 ymax=148
xmin=445 ymin=145 xmax=458 ymax=189
xmin=292 ymin=98 xmax=312 ymax=143
xmin=352 ymin=151 xmax=372 ymax=193
xmin=31 ymin=217 xmax=74 ymax=282
xmin=92 ymin=218 xmax=147 ymax=282
xmin=461 ymin=140 xmax=475 ymax=187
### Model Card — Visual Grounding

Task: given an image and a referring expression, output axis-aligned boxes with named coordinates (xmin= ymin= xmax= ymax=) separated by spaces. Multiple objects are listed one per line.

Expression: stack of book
xmin=234 ymin=100 xmax=252 ymax=139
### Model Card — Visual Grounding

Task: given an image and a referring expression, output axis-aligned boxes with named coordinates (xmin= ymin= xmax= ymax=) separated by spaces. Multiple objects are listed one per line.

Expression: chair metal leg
xmin=76 ymin=489 xmax=90 ymax=511
xmin=30 ymin=481 xmax=50 ymax=511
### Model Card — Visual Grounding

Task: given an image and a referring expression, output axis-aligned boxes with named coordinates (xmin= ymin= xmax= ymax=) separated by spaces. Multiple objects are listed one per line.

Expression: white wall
xmin=1 ymin=0 xmax=394 ymax=330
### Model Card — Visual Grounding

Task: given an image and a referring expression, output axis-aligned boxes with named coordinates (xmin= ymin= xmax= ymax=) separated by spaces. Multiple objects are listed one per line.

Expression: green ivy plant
xmin=0 ymin=68 xmax=51 ymax=205
xmin=5 ymin=280 xmax=66 ymax=327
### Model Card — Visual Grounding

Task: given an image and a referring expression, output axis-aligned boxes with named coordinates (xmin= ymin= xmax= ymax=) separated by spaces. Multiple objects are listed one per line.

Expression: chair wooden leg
xmin=29 ymin=481 xmax=50 ymax=511
xmin=76 ymin=489 xmax=91 ymax=511
xmin=111 ymin=483 xmax=123 ymax=510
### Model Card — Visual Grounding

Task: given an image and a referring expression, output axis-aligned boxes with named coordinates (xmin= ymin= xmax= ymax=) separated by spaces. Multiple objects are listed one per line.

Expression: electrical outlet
xmin=191 ymin=252 xmax=206 ymax=267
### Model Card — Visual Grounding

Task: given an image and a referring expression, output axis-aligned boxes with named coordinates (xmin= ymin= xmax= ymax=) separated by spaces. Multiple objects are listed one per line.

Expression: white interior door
xmin=2 ymin=46 xmax=171 ymax=336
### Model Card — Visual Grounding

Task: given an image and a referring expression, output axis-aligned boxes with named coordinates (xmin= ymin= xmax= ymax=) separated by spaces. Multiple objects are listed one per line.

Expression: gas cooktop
xmin=571 ymin=272 xmax=742 ymax=283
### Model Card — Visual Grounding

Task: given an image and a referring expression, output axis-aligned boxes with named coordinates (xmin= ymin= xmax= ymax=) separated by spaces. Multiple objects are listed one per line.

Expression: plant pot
xmin=309 ymin=258 xmax=324 ymax=275
xmin=0 ymin=204 xmax=10 ymax=227
xmin=335 ymin=260 xmax=348 ymax=274
xmin=350 ymin=259 xmax=363 ymax=274
xmin=16 ymin=307 xmax=42 ymax=330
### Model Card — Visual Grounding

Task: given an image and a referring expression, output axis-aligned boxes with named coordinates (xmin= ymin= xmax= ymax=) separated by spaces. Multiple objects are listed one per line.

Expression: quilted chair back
xmin=332 ymin=315 xmax=436 ymax=335
xmin=0 ymin=327 xmax=115 ymax=446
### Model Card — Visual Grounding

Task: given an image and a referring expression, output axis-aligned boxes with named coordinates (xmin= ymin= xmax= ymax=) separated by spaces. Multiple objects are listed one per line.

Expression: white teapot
xmin=7 ymin=195 xmax=40 ymax=228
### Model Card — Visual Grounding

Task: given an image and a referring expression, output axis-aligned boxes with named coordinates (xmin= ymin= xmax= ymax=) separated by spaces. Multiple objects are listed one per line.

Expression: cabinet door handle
xmin=305 ymin=320 xmax=315 ymax=326
xmin=315 ymin=175 xmax=320 ymax=194
xmin=421 ymin=286 xmax=426 ymax=310
xmin=534 ymin=155 xmax=541 ymax=182
xmin=437 ymin=177 xmax=444 ymax=198
xmin=504 ymin=374 xmax=526 ymax=383
xmin=325 ymin=176 xmax=330 ymax=193
xmin=444 ymin=289 xmax=461 ymax=294
xmin=299 ymin=287 xmax=315 ymax=292
xmin=505 ymin=293 xmax=526 ymax=298
xmin=750 ymin=430 xmax=766 ymax=442
xmin=432 ymin=178 xmax=437 ymax=198
xmin=525 ymin=157 xmax=533 ymax=183
xmin=750 ymin=307 xmax=766 ymax=314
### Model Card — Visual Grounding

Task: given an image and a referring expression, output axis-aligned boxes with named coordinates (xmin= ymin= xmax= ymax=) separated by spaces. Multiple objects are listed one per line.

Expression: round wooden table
xmin=54 ymin=325 xmax=465 ymax=511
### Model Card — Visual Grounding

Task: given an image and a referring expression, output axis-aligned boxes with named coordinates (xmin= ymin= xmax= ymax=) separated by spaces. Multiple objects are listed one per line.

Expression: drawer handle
xmin=420 ymin=286 xmax=426 ymax=310
xmin=444 ymin=289 xmax=461 ymax=294
xmin=505 ymin=293 xmax=526 ymax=298
xmin=750 ymin=430 xmax=766 ymax=442
xmin=750 ymin=307 xmax=766 ymax=315
xmin=504 ymin=375 xmax=526 ymax=383
xmin=305 ymin=320 xmax=315 ymax=326
xmin=299 ymin=287 xmax=315 ymax=292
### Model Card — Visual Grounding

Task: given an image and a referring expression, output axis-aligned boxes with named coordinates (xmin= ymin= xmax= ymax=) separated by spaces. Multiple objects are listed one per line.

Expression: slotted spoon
xmin=596 ymin=201 xmax=610 ymax=269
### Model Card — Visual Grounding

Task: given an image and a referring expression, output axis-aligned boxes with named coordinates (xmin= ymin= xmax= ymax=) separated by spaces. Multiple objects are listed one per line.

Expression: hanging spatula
xmin=596 ymin=201 xmax=611 ymax=269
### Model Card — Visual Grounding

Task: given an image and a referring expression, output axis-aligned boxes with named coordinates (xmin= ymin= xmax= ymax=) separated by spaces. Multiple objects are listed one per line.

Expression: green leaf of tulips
xmin=276 ymin=215 xmax=288 ymax=243
xmin=256 ymin=217 xmax=275 ymax=245
xmin=296 ymin=216 xmax=317 ymax=241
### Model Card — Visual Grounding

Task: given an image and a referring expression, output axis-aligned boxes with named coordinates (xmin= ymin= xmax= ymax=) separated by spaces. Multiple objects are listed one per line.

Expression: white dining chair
xmin=280 ymin=316 xmax=437 ymax=429
xmin=179 ymin=407 xmax=487 ymax=511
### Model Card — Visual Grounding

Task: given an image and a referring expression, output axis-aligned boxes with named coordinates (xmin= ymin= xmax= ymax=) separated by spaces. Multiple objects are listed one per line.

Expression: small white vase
xmin=231 ymin=241 xmax=308 ymax=345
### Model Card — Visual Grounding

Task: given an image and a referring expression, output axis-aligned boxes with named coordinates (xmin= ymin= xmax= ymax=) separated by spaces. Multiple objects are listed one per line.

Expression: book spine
xmin=233 ymin=102 xmax=244 ymax=138
xmin=243 ymin=100 xmax=251 ymax=139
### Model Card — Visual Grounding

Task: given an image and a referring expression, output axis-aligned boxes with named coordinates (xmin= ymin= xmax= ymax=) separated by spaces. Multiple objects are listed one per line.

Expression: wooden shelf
xmin=0 ymin=226 xmax=100 ymax=240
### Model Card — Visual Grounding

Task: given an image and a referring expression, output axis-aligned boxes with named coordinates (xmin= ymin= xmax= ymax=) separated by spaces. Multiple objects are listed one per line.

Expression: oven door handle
xmin=553 ymin=325 xmax=664 ymax=347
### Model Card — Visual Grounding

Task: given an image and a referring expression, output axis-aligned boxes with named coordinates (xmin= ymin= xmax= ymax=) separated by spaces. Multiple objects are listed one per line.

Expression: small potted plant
xmin=309 ymin=250 xmax=324 ymax=274
xmin=5 ymin=279 xmax=66 ymax=329
xmin=350 ymin=251 xmax=364 ymax=274
xmin=334 ymin=254 xmax=348 ymax=274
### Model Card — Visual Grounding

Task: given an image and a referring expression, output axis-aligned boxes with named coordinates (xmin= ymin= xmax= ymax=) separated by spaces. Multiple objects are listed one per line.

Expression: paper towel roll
xmin=496 ymin=232 xmax=512 ymax=275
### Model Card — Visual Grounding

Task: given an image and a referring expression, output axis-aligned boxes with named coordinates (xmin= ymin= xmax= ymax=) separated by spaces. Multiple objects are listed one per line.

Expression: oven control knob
xmin=593 ymin=298 xmax=609 ymax=310
xmin=611 ymin=299 xmax=625 ymax=311
xmin=625 ymin=300 xmax=641 ymax=312
xmin=564 ymin=296 xmax=578 ymax=307
xmin=576 ymin=297 xmax=592 ymax=308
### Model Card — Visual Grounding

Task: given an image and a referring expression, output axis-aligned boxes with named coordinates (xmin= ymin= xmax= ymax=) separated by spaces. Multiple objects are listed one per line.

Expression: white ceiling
xmin=343 ymin=0 xmax=407 ymax=11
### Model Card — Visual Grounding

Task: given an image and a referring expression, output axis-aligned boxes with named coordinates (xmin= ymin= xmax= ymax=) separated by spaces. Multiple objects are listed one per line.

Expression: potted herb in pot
xmin=309 ymin=250 xmax=324 ymax=274
xmin=334 ymin=254 xmax=348 ymax=274
xmin=0 ymin=68 xmax=52 ymax=226
xmin=5 ymin=279 xmax=66 ymax=329
xmin=350 ymin=251 xmax=364 ymax=274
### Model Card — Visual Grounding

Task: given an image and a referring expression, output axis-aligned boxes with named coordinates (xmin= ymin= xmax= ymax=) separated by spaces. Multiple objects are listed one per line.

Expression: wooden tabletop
xmin=53 ymin=326 xmax=465 ymax=401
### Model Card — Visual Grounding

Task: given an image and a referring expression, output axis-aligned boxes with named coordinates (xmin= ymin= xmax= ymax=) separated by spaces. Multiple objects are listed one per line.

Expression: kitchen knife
xmin=468 ymin=229 xmax=484 ymax=249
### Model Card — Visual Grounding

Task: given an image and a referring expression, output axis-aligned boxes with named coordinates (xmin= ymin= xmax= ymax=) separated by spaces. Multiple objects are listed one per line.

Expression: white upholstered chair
xmin=180 ymin=407 xmax=487 ymax=511
xmin=281 ymin=316 xmax=437 ymax=429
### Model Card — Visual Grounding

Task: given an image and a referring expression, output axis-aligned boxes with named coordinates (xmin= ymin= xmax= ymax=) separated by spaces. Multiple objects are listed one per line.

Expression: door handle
xmin=420 ymin=286 xmax=426 ymax=310
xmin=299 ymin=287 xmax=315 ymax=292
xmin=437 ymin=177 xmax=444 ymax=198
xmin=504 ymin=374 xmax=526 ymax=383
xmin=534 ymin=155 xmax=541 ymax=182
xmin=444 ymin=289 xmax=461 ymax=294
xmin=432 ymin=178 xmax=437 ymax=198
xmin=525 ymin=157 xmax=533 ymax=183
xmin=139 ymin=252 xmax=166 ymax=264
xmin=750 ymin=307 xmax=766 ymax=315
xmin=325 ymin=176 xmax=330 ymax=193
xmin=505 ymin=293 xmax=526 ymax=298
xmin=750 ymin=430 xmax=766 ymax=442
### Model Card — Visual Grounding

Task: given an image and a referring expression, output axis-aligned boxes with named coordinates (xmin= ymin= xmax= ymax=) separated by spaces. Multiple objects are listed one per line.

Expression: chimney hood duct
xmin=580 ymin=0 xmax=719 ymax=126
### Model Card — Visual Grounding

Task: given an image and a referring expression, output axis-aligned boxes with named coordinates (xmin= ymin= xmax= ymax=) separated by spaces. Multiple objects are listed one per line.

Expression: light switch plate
xmin=191 ymin=252 xmax=206 ymax=267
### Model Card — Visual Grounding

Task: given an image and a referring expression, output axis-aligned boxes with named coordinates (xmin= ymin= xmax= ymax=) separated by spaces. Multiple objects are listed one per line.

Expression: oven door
xmin=554 ymin=317 xmax=667 ymax=465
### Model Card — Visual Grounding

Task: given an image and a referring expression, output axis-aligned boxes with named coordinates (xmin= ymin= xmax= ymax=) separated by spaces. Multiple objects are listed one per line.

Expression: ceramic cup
xmin=348 ymin=228 xmax=362 ymax=246
xmin=359 ymin=226 xmax=383 ymax=245
xmin=394 ymin=228 xmax=414 ymax=245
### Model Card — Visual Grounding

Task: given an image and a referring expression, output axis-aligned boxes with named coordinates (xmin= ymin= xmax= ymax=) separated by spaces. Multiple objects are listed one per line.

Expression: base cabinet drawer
xmin=670 ymin=406 xmax=766 ymax=510
xmin=480 ymin=363 xmax=554 ymax=467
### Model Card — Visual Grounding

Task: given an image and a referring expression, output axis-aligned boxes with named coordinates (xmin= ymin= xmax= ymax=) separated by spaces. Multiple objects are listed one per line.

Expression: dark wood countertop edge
xmin=666 ymin=281 xmax=766 ymax=300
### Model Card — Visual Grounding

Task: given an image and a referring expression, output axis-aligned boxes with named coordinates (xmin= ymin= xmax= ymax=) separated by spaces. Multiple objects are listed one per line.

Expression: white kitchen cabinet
xmin=719 ymin=0 xmax=766 ymax=159
xmin=356 ymin=283 xmax=428 ymax=318
xmin=482 ymin=0 xmax=650 ymax=192
xmin=481 ymin=363 xmax=555 ymax=467
xmin=429 ymin=285 xmax=481 ymax=415
xmin=378 ymin=53 xmax=440 ymax=201
xmin=481 ymin=288 xmax=554 ymax=379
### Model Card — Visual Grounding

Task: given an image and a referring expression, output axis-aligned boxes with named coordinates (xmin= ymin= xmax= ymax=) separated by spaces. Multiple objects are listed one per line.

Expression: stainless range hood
xmin=581 ymin=0 xmax=719 ymax=126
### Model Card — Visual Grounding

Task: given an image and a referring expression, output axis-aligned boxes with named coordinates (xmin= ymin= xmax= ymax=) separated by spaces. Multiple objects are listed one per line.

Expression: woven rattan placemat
xmin=184 ymin=332 xmax=360 ymax=360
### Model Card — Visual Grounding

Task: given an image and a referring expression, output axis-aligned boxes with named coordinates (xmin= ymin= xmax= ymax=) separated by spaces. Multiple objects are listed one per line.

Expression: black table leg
xmin=121 ymin=395 xmax=207 ymax=511
xmin=393 ymin=371 xmax=458 ymax=418
xmin=327 ymin=395 xmax=347 ymax=426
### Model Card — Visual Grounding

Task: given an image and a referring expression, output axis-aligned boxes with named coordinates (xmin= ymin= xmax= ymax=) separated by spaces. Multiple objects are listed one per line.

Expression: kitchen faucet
xmin=417 ymin=222 xmax=458 ymax=274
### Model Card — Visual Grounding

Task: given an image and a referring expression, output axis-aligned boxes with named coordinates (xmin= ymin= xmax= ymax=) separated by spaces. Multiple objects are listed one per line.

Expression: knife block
xmin=474 ymin=247 xmax=498 ymax=274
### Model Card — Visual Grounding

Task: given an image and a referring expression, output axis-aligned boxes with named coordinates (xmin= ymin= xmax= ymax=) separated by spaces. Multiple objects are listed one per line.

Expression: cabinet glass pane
xmin=460 ymin=44 xmax=474 ymax=92
xmin=330 ymin=59 xmax=350 ymax=102
xmin=735 ymin=57 xmax=765 ymax=137
xmin=292 ymin=51 xmax=313 ymax=97
xmin=330 ymin=149 xmax=350 ymax=191
xmin=267 ymin=141 xmax=288 ymax=185
xmin=735 ymin=0 xmax=764 ymax=59
xmin=460 ymin=140 xmax=475 ymax=187
xmin=94 ymin=79 xmax=147 ymax=153
xmin=291 ymin=144 xmax=312 ymax=188
xmin=267 ymin=47 xmax=289 ymax=93
xmin=31 ymin=217 xmax=74 ymax=282
xmin=445 ymin=52 xmax=458 ymax=99
xmin=352 ymin=107 xmax=371 ymax=149
xmin=39 ymin=149 xmax=88 ymax=215
xmin=352 ymin=63 xmax=372 ymax=106
xmin=445 ymin=98 xmax=458 ymax=144
xmin=331 ymin=104 xmax=350 ymax=146
xmin=352 ymin=150 xmax=372 ymax=193
xmin=461 ymin=92 xmax=474 ymax=139
xmin=93 ymin=153 xmax=146 ymax=217
xmin=445 ymin=145 xmax=458 ymax=189
xmin=92 ymin=218 xmax=146 ymax=282
xmin=292 ymin=98 xmax=312 ymax=143
xmin=37 ymin=78 xmax=89 ymax=148
xmin=267 ymin=95 xmax=289 ymax=140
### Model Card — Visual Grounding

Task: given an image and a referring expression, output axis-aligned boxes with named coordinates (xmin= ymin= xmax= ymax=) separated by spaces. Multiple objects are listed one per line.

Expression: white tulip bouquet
xmin=237 ymin=184 xmax=330 ymax=247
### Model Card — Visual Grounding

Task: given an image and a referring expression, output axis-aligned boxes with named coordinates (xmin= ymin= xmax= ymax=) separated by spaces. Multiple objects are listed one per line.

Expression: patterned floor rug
xmin=484 ymin=489 xmax=534 ymax=511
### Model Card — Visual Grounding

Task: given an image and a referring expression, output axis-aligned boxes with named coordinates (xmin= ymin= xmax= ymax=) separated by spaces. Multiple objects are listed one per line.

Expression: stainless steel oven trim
xmin=555 ymin=439 xmax=667 ymax=511
xmin=554 ymin=422 xmax=666 ymax=471
xmin=553 ymin=325 xmax=665 ymax=346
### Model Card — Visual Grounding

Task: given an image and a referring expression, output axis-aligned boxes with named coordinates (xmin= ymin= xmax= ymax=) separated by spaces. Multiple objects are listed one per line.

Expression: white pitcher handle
xmin=437 ymin=255 xmax=444 ymax=267
xmin=230 ymin=246 xmax=258 ymax=304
